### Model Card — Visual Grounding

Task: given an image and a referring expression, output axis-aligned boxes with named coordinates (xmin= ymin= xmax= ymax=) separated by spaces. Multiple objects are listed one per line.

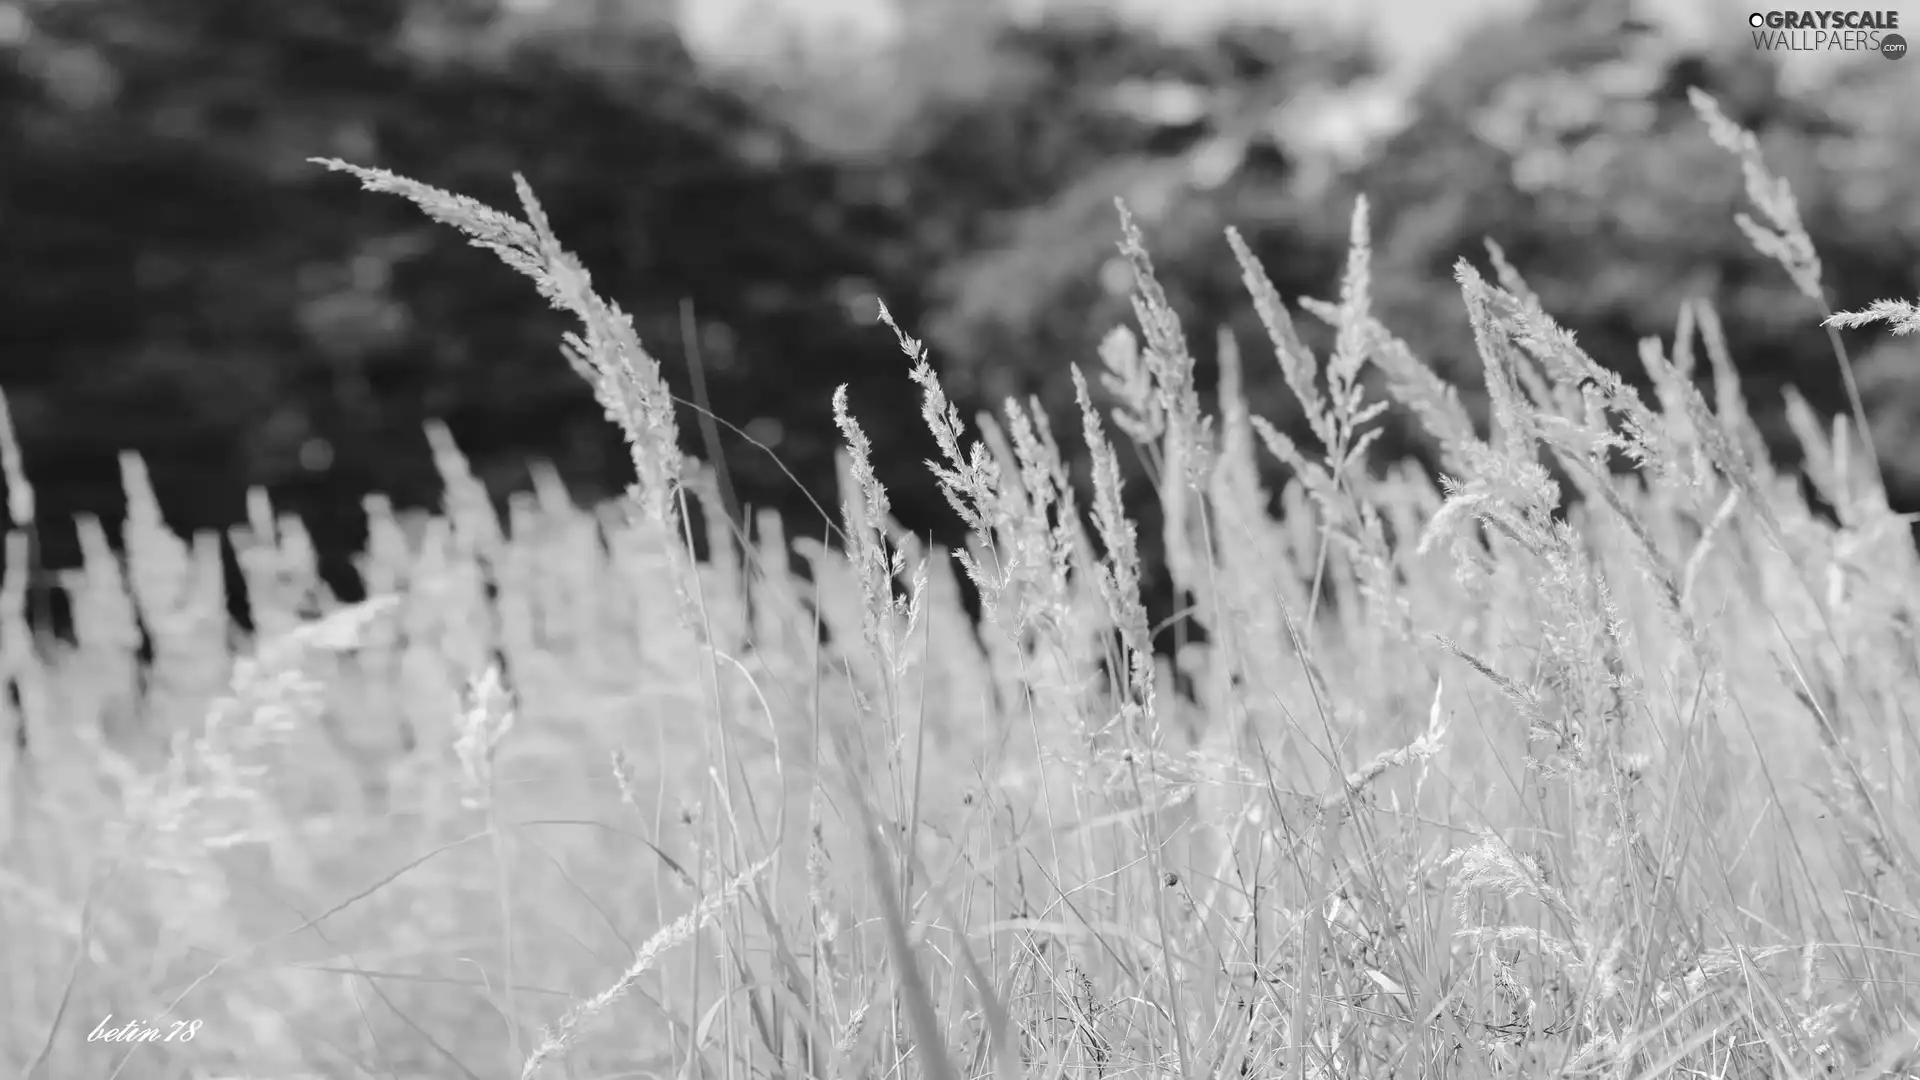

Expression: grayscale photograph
xmin=2 ymin=0 xmax=1918 ymax=1076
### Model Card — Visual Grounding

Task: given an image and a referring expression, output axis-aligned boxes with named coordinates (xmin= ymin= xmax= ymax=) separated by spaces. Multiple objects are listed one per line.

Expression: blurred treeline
xmin=3 ymin=0 xmax=1918 ymax=619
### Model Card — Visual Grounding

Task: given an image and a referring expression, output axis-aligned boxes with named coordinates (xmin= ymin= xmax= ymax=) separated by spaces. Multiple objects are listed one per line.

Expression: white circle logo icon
xmin=1749 ymin=12 xmax=1766 ymax=26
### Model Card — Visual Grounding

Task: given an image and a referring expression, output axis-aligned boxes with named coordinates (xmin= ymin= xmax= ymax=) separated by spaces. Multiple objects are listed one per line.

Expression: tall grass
xmin=4 ymin=91 xmax=1920 ymax=1079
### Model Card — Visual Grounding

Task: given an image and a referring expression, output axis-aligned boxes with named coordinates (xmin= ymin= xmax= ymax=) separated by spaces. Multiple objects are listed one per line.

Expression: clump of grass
xmin=3 ymin=92 xmax=1920 ymax=1080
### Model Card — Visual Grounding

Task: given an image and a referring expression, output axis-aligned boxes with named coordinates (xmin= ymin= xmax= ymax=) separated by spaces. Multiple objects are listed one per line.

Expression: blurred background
xmin=2 ymin=0 xmax=1917 ymax=625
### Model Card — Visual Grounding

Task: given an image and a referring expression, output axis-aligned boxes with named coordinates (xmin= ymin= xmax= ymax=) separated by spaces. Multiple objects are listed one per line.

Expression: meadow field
xmin=4 ymin=90 xmax=1920 ymax=1080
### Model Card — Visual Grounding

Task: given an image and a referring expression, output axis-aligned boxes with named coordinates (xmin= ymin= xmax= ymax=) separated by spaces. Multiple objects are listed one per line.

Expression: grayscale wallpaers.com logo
xmin=1748 ymin=10 xmax=1906 ymax=56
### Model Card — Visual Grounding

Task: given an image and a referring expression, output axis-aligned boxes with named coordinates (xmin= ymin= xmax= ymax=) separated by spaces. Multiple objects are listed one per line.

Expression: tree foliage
xmin=1 ymin=0 xmax=1915 ymax=606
